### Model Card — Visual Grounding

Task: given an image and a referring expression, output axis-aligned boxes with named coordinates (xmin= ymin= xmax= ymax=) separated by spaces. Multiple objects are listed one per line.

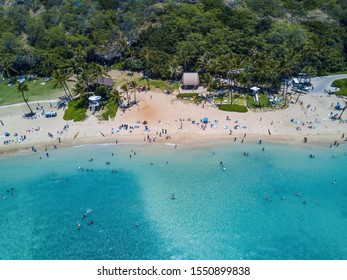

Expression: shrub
xmin=336 ymin=87 xmax=347 ymax=97
xmin=219 ymin=104 xmax=248 ymax=113
xmin=63 ymin=98 xmax=88 ymax=122
xmin=101 ymin=99 xmax=118 ymax=120
xmin=332 ymin=78 xmax=347 ymax=88
xmin=177 ymin=93 xmax=199 ymax=98
xmin=332 ymin=79 xmax=347 ymax=97
xmin=246 ymin=94 xmax=270 ymax=108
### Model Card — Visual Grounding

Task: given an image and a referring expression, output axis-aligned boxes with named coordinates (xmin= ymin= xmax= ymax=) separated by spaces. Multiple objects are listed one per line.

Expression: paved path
xmin=309 ymin=74 xmax=347 ymax=96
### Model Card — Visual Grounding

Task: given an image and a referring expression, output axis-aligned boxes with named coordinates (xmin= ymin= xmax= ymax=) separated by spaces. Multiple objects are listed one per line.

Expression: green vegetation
xmin=176 ymin=93 xmax=202 ymax=103
xmin=219 ymin=104 xmax=248 ymax=113
xmin=246 ymin=94 xmax=270 ymax=108
xmin=332 ymin=78 xmax=347 ymax=97
xmin=177 ymin=93 xmax=199 ymax=98
xmin=101 ymin=99 xmax=118 ymax=120
xmin=0 ymin=79 xmax=63 ymax=106
xmin=63 ymin=98 xmax=88 ymax=122
xmin=0 ymin=0 xmax=346 ymax=109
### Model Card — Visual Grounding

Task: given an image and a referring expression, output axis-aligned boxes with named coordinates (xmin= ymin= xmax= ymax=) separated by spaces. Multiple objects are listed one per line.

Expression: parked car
xmin=45 ymin=111 xmax=57 ymax=118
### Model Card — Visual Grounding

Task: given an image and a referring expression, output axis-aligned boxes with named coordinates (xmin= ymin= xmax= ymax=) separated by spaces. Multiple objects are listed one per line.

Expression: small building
xmin=181 ymin=72 xmax=199 ymax=90
xmin=250 ymin=86 xmax=260 ymax=95
xmin=94 ymin=77 xmax=114 ymax=87
xmin=88 ymin=96 xmax=102 ymax=113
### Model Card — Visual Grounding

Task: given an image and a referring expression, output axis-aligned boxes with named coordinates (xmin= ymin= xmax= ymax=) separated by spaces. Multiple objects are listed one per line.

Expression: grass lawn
xmin=332 ymin=78 xmax=347 ymax=97
xmin=0 ymin=78 xmax=65 ymax=106
xmin=328 ymin=69 xmax=347 ymax=75
xmin=63 ymin=97 xmax=88 ymax=121
xmin=246 ymin=94 xmax=270 ymax=109
xmin=134 ymin=78 xmax=180 ymax=92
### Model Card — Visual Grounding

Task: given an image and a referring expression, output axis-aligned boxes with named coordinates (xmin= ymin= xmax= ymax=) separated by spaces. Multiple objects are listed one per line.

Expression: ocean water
xmin=0 ymin=141 xmax=347 ymax=260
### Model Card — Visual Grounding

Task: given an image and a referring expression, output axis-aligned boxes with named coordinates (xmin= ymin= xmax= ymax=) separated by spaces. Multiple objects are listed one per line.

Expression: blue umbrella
xmin=203 ymin=117 xmax=209 ymax=123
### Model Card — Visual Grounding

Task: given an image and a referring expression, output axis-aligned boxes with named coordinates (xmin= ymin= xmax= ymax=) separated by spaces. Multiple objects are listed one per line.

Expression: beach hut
xmin=181 ymin=72 xmax=200 ymax=90
xmin=94 ymin=77 xmax=114 ymax=88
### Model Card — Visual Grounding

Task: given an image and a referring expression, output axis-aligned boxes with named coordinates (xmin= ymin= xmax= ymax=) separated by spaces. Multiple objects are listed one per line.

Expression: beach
xmin=0 ymin=81 xmax=346 ymax=155
xmin=1 ymin=78 xmax=347 ymax=260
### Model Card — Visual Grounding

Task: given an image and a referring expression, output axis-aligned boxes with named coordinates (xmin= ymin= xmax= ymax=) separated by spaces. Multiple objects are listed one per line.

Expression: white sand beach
xmin=0 ymin=81 xmax=346 ymax=155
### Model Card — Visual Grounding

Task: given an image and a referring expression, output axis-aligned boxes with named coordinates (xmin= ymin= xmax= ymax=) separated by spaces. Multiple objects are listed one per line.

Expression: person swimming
xmin=77 ymin=224 xmax=81 ymax=230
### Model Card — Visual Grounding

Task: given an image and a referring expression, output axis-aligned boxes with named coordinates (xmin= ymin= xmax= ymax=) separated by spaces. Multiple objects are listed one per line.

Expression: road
xmin=309 ymin=74 xmax=347 ymax=96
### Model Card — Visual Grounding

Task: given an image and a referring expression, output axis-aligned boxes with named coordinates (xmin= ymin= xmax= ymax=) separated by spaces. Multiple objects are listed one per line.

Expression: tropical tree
xmin=39 ymin=52 xmax=54 ymax=77
xmin=78 ymin=68 xmax=94 ymax=92
xmin=120 ymin=83 xmax=130 ymax=107
xmin=339 ymin=102 xmax=347 ymax=120
xmin=72 ymin=81 xmax=86 ymax=97
xmin=91 ymin=63 xmax=111 ymax=88
xmin=18 ymin=46 xmax=36 ymax=72
xmin=0 ymin=59 xmax=16 ymax=78
xmin=17 ymin=82 xmax=34 ymax=115
xmin=129 ymin=80 xmax=139 ymax=104
xmin=140 ymin=47 xmax=152 ymax=77
xmin=52 ymin=69 xmax=73 ymax=100
xmin=201 ymin=73 xmax=214 ymax=99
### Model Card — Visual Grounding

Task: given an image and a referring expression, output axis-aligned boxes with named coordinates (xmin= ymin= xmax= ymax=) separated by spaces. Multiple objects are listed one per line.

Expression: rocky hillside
xmin=0 ymin=0 xmax=346 ymax=77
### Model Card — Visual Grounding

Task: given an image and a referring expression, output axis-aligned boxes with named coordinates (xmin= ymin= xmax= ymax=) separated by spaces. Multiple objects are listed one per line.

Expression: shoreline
xmin=1 ymin=87 xmax=346 ymax=156
xmin=0 ymin=131 xmax=345 ymax=157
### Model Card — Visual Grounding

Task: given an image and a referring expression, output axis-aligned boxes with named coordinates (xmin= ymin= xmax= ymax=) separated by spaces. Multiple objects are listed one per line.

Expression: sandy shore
xmin=0 ymin=86 xmax=346 ymax=155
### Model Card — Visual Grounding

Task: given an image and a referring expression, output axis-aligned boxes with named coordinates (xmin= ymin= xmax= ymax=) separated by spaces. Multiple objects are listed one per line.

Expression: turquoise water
xmin=0 ymin=141 xmax=347 ymax=260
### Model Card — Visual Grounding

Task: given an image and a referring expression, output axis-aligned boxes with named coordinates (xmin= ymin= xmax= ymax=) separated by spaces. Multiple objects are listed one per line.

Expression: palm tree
xmin=91 ymin=63 xmax=111 ymax=88
xmin=196 ymin=53 xmax=215 ymax=74
xmin=52 ymin=69 xmax=73 ymax=101
xmin=73 ymin=45 xmax=86 ymax=65
xmin=78 ymin=68 xmax=94 ymax=92
xmin=72 ymin=81 xmax=86 ymax=97
xmin=19 ymin=47 xmax=35 ymax=71
xmin=279 ymin=50 xmax=302 ymax=104
xmin=140 ymin=47 xmax=152 ymax=77
xmin=145 ymin=76 xmax=151 ymax=90
xmin=17 ymin=82 xmax=34 ymax=115
xmin=129 ymin=80 xmax=139 ymax=104
xmin=339 ymin=102 xmax=347 ymax=120
xmin=201 ymin=73 xmax=214 ymax=89
xmin=39 ymin=53 xmax=54 ymax=77
xmin=167 ymin=57 xmax=182 ymax=84
xmin=0 ymin=59 xmax=16 ymax=79
xmin=120 ymin=83 xmax=130 ymax=107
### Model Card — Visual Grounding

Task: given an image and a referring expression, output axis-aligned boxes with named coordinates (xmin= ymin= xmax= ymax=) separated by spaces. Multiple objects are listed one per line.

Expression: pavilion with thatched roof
xmin=181 ymin=72 xmax=199 ymax=90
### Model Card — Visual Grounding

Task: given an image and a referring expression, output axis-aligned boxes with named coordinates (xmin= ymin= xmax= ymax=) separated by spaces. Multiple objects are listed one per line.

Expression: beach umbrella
xmin=203 ymin=117 xmax=209 ymax=123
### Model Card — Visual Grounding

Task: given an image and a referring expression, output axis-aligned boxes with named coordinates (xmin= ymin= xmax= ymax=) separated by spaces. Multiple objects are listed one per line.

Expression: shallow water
xmin=0 ymin=142 xmax=346 ymax=259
